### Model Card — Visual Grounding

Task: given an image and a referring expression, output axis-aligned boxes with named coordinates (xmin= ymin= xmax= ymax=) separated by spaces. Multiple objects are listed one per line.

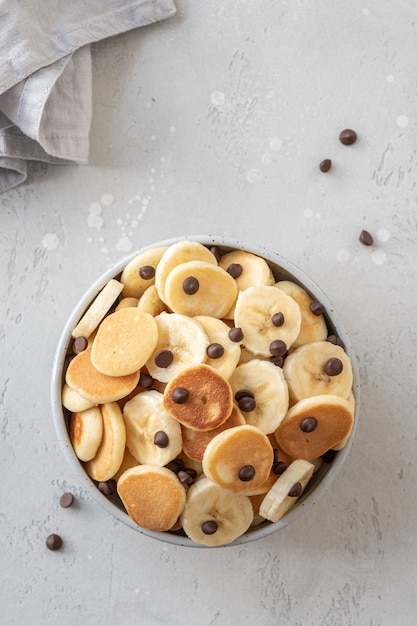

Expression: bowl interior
xmin=51 ymin=235 xmax=360 ymax=547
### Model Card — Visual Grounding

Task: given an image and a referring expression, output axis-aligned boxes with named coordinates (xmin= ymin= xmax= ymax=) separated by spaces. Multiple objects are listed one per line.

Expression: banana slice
xmin=123 ymin=390 xmax=182 ymax=466
xmin=155 ymin=240 xmax=218 ymax=304
xmin=145 ymin=312 xmax=209 ymax=383
xmin=115 ymin=297 xmax=139 ymax=311
xmin=61 ymin=383 xmax=97 ymax=412
xmin=72 ymin=278 xmax=123 ymax=339
xmin=180 ymin=477 xmax=254 ymax=546
xmin=137 ymin=285 xmax=169 ymax=317
xmin=164 ymin=260 xmax=237 ymax=318
xmin=70 ymin=406 xmax=103 ymax=462
xmin=259 ymin=459 xmax=315 ymax=523
xmin=84 ymin=402 xmax=126 ymax=481
xmin=120 ymin=245 xmax=168 ymax=298
xmin=282 ymin=340 xmax=353 ymax=404
xmin=229 ymin=360 xmax=289 ymax=433
xmin=194 ymin=315 xmax=241 ymax=379
xmin=275 ymin=281 xmax=328 ymax=347
xmin=218 ymin=249 xmax=275 ymax=319
xmin=234 ymin=285 xmax=302 ymax=357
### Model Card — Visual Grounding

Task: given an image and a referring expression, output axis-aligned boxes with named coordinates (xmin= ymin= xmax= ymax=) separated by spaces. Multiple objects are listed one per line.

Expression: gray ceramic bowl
xmin=51 ymin=235 xmax=360 ymax=547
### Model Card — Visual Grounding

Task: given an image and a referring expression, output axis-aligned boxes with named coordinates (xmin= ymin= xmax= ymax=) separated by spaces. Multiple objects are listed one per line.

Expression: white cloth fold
xmin=0 ymin=0 xmax=176 ymax=193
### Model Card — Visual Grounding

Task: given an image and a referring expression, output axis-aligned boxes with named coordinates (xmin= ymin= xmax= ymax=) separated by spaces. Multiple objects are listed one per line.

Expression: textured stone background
xmin=2 ymin=1 xmax=417 ymax=624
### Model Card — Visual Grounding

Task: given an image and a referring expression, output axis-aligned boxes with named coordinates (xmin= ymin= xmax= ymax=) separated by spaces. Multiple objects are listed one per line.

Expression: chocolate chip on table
xmin=138 ymin=372 xmax=154 ymax=388
xmin=324 ymin=357 xmax=344 ymax=376
xmin=154 ymin=431 xmax=169 ymax=448
xmin=59 ymin=492 xmax=74 ymax=508
xmin=359 ymin=229 xmax=374 ymax=246
xmin=310 ymin=301 xmax=323 ymax=316
xmin=327 ymin=334 xmax=345 ymax=350
xmin=74 ymin=336 xmax=88 ymax=352
xmin=300 ymin=417 xmax=318 ymax=433
xmin=238 ymin=396 xmax=256 ymax=412
xmin=171 ymin=387 xmax=189 ymax=404
xmin=319 ymin=159 xmax=332 ymax=172
xmin=228 ymin=327 xmax=244 ymax=342
xmin=154 ymin=349 xmax=174 ymax=368
xmin=46 ymin=533 xmax=63 ymax=551
xmin=238 ymin=465 xmax=255 ymax=482
xmin=273 ymin=461 xmax=288 ymax=475
xmin=98 ymin=479 xmax=117 ymax=496
xmin=177 ymin=470 xmax=194 ymax=485
xmin=269 ymin=339 xmax=287 ymax=357
xmin=183 ymin=276 xmax=199 ymax=295
xmin=271 ymin=312 xmax=285 ymax=327
xmin=201 ymin=520 xmax=218 ymax=535
xmin=227 ymin=263 xmax=243 ymax=278
xmin=139 ymin=265 xmax=155 ymax=280
xmin=288 ymin=482 xmax=303 ymax=498
xmin=339 ymin=129 xmax=357 ymax=145
xmin=206 ymin=343 xmax=225 ymax=359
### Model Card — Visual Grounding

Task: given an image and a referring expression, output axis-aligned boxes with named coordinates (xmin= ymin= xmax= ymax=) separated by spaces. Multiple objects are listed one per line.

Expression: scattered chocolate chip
xmin=234 ymin=389 xmax=254 ymax=402
xmin=359 ymin=229 xmax=374 ymax=246
xmin=269 ymin=339 xmax=287 ymax=357
xmin=154 ymin=349 xmax=173 ymax=368
xmin=183 ymin=276 xmax=199 ymax=295
xmin=59 ymin=492 xmax=74 ymax=508
xmin=201 ymin=520 xmax=218 ymax=535
xmin=227 ymin=263 xmax=243 ymax=278
xmin=138 ymin=372 xmax=154 ymax=388
xmin=321 ymin=449 xmax=338 ymax=463
xmin=74 ymin=336 xmax=88 ymax=352
xmin=171 ymin=387 xmax=189 ymax=404
xmin=46 ymin=534 xmax=63 ymax=551
xmin=207 ymin=343 xmax=224 ymax=359
xmin=324 ymin=357 xmax=343 ymax=376
xmin=154 ymin=431 xmax=169 ymax=448
xmin=238 ymin=465 xmax=255 ymax=481
xmin=288 ymin=482 xmax=303 ymax=498
xmin=273 ymin=461 xmax=288 ymax=475
xmin=310 ymin=301 xmax=323 ymax=315
xmin=139 ymin=265 xmax=155 ymax=280
xmin=238 ymin=396 xmax=256 ymax=412
xmin=339 ymin=129 xmax=357 ymax=145
xmin=271 ymin=312 xmax=284 ymax=327
xmin=269 ymin=355 xmax=285 ymax=367
xmin=209 ymin=246 xmax=221 ymax=262
xmin=177 ymin=470 xmax=194 ymax=485
xmin=166 ymin=458 xmax=185 ymax=473
xmin=327 ymin=334 xmax=345 ymax=350
xmin=319 ymin=159 xmax=332 ymax=172
xmin=229 ymin=327 xmax=243 ymax=342
xmin=98 ymin=479 xmax=117 ymax=496
xmin=300 ymin=417 xmax=318 ymax=433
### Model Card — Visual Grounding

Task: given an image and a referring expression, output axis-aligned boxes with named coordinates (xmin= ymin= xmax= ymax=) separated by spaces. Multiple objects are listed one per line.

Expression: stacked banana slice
xmin=62 ymin=240 xmax=356 ymax=546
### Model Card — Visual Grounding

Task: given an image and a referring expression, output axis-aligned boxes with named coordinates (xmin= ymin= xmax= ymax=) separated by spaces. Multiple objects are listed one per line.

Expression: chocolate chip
xmin=201 ymin=520 xmax=218 ymax=535
xmin=138 ymin=372 xmax=154 ymax=388
xmin=229 ymin=327 xmax=243 ymax=342
xmin=300 ymin=417 xmax=318 ymax=433
xmin=177 ymin=470 xmax=194 ymax=485
xmin=227 ymin=263 xmax=243 ymax=278
xmin=59 ymin=492 xmax=74 ymax=508
xmin=322 ymin=449 xmax=338 ymax=463
xmin=238 ymin=465 xmax=255 ymax=481
xmin=324 ymin=357 xmax=343 ymax=376
xmin=171 ymin=387 xmax=189 ymax=404
xmin=359 ymin=229 xmax=374 ymax=246
xmin=269 ymin=355 xmax=284 ymax=367
xmin=271 ymin=312 xmax=284 ymax=327
xmin=46 ymin=534 xmax=63 ymax=551
xmin=207 ymin=343 xmax=224 ymax=359
xmin=269 ymin=339 xmax=287 ymax=357
xmin=139 ymin=265 xmax=155 ymax=280
xmin=327 ymin=334 xmax=345 ymax=350
xmin=319 ymin=159 xmax=332 ymax=172
xmin=98 ymin=479 xmax=117 ymax=496
xmin=154 ymin=431 xmax=169 ymax=448
xmin=209 ymin=246 xmax=221 ymax=262
xmin=184 ymin=468 xmax=198 ymax=479
xmin=183 ymin=276 xmax=199 ymax=295
xmin=273 ymin=461 xmax=288 ymax=475
xmin=234 ymin=389 xmax=254 ymax=402
xmin=310 ymin=301 xmax=323 ymax=315
xmin=74 ymin=336 xmax=88 ymax=352
xmin=154 ymin=349 xmax=173 ymax=368
xmin=288 ymin=482 xmax=303 ymax=497
xmin=238 ymin=396 xmax=256 ymax=412
xmin=339 ymin=129 xmax=357 ymax=145
xmin=166 ymin=458 xmax=185 ymax=473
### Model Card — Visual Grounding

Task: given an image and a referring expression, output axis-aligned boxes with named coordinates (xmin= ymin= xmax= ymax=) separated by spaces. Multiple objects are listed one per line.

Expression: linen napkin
xmin=0 ymin=0 xmax=176 ymax=193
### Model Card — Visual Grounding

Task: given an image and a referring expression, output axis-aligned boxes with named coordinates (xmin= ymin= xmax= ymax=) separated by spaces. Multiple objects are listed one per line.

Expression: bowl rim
xmin=51 ymin=234 xmax=360 ymax=548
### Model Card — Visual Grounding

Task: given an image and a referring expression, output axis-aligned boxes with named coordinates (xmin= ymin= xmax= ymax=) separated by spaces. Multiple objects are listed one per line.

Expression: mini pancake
xmin=84 ymin=402 xmax=126 ymax=482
